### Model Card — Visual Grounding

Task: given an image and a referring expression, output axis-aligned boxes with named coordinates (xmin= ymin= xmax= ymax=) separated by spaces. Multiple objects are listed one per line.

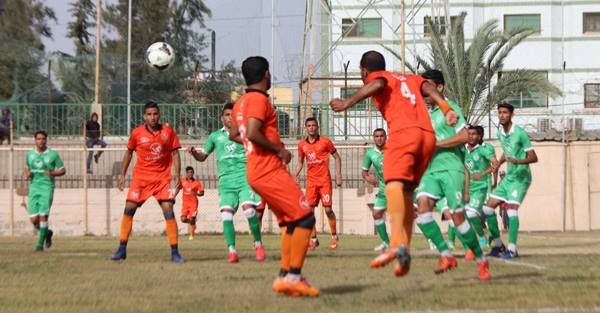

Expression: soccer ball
xmin=145 ymin=42 xmax=175 ymax=71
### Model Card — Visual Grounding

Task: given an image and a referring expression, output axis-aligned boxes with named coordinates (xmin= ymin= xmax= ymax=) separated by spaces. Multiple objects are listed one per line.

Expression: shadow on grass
xmin=320 ymin=283 xmax=375 ymax=295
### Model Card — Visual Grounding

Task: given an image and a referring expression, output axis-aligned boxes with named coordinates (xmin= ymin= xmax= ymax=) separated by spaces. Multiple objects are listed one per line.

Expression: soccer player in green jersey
xmin=415 ymin=70 xmax=490 ymax=280
xmin=484 ymin=102 xmax=538 ymax=259
xmin=24 ymin=131 xmax=66 ymax=252
xmin=188 ymin=102 xmax=265 ymax=263
xmin=361 ymin=128 xmax=390 ymax=252
xmin=464 ymin=125 xmax=499 ymax=250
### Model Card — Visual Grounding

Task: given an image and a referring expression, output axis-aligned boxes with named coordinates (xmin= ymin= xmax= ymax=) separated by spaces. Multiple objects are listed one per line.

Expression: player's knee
xmin=243 ymin=208 xmax=256 ymax=219
xmin=190 ymin=218 xmax=196 ymax=225
xmin=325 ymin=208 xmax=335 ymax=218
xmin=123 ymin=207 xmax=137 ymax=216
xmin=221 ymin=211 xmax=234 ymax=222
xmin=180 ymin=216 xmax=189 ymax=223
xmin=163 ymin=209 xmax=175 ymax=220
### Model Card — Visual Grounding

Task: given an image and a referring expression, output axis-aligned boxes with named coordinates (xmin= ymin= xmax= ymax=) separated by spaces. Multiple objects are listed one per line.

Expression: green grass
xmin=1 ymin=232 xmax=600 ymax=313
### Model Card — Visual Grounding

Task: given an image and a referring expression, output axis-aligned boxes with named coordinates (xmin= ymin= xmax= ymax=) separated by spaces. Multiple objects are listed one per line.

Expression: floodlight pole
xmin=400 ymin=0 xmax=406 ymax=73
xmin=127 ymin=0 xmax=132 ymax=134
xmin=94 ymin=0 xmax=102 ymax=124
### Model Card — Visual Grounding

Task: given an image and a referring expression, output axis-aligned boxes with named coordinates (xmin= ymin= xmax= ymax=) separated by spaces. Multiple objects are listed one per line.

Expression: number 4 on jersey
xmin=400 ymin=81 xmax=416 ymax=105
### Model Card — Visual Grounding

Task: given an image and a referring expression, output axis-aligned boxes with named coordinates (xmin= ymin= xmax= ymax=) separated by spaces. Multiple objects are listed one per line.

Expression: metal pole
xmin=9 ymin=120 xmax=14 ymax=236
xmin=561 ymin=0 xmax=567 ymax=232
xmin=127 ymin=0 xmax=132 ymax=134
xmin=400 ymin=0 xmax=406 ymax=73
xmin=83 ymin=121 xmax=89 ymax=234
xmin=94 ymin=0 xmax=102 ymax=123
xmin=343 ymin=61 xmax=349 ymax=140
xmin=211 ymin=30 xmax=216 ymax=75
xmin=271 ymin=0 xmax=275 ymax=100
xmin=47 ymin=60 xmax=52 ymax=134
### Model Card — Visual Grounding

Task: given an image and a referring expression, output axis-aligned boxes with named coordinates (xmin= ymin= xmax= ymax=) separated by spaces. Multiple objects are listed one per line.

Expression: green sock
xmin=468 ymin=216 xmax=485 ymax=237
xmin=247 ymin=215 xmax=262 ymax=244
xmin=483 ymin=206 xmax=500 ymax=240
xmin=37 ymin=226 xmax=48 ymax=248
xmin=223 ymin=220 xmax=235 ymax=249
xmin=417 ymin=215 xmax=449 ymax=253
xmin=375 ymin=219 xmax=389 ymax=244
xmin=508 ymin=211 xmax=520 ymax=246
xmin=455 ymin=230 xmax=469 ymax=252
xmin=447 ymin=225 xmax=456 ymax=245
xmin=457 ymin=221 xmax=484 ymax=258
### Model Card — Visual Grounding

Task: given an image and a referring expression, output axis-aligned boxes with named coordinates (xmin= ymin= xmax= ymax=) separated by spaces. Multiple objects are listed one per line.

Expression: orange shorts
xmin=181 ymin=204 xmax=198 ymax=218
xmin=127 ymin=178 xmax=173 ymax=204
xmin=383 ymin=127 xmax=436 ymax=185
xmin=306 ymin=181 xmax=332 ymax=207
xmin=249 ymin=167 xmax=313 ymax=224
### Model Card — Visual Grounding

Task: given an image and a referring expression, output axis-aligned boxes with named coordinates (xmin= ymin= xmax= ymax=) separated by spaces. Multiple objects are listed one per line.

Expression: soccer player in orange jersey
xmin=330 ymin=51 xmax=457 ymax=277
xmin=111 ymin=101 xmax=184 ymax=263
xmin=230 ymin=56 xmax=319 ymax=297
xmin=174 ymin=166 xmax=204 ymax=240
xmin=294 ymin=117 xmax=342 ymax=250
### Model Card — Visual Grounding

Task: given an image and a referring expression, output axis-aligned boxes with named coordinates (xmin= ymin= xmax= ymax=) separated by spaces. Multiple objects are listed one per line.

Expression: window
xmin=504 ymin=14 xmax=541 ymax=33
xmin=342 ymin=18 xmax=382 ymax=38
xmin=583 ymin=13 xmax=600 ymax=33
xmin=500 ymin=71 xmax=548 ymax=108
xmin=340 ymin=87 xmax=369 ymax=109
xmin=424 ymin=16 xmax=459 ymax=36
xmin=584 ymin=84 xmax=600 ymax=108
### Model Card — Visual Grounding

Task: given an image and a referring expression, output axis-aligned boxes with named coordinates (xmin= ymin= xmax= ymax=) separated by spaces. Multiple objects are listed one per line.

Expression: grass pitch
xmin=1 ymin=232 xmax=600 ymax=313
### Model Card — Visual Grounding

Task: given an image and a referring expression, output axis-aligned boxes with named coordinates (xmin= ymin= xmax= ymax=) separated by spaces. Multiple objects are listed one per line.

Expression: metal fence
xmin=0 ymin=102 xmax=384 ymax=140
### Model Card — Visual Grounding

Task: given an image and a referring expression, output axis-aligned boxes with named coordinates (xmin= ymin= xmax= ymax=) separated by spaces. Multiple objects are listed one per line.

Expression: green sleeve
xmin=53 ymin=151 xmax=65 ymax=169
xmin=520 ymin=129 xmax=534 ymax=152
xmin=361 ymin=149 xmax=372 ymax=171
xmin=25 ymin=152 xmax=31 ymax=169
xmin=482 ymin=143 xmax=496 ymax=160
xmin=203 ymin=133 xmax=215 ymax=154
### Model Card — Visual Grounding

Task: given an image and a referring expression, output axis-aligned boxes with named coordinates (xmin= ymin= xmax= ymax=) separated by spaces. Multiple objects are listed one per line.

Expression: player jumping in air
xmin=231 ymin=56 xmax=319 ymax=297
xmin=485 ymin=102 xmax=538 ymax=259
xmin=111 ymin=101 xmax=184 ymax=263
xmin=294 ymin=117 xmax=342 ymax=250
xmin=24 ymin=131 xmax=65 ymax=252
xmin=187 ymin=102 xmax=265 ymax=263
xmin=174 ymin=166 xmax=204 ymax=240
xmin=329 ymin=51 xmax=457 ymax=277
xmin=361 ymin=128 xmax=390 ymax=252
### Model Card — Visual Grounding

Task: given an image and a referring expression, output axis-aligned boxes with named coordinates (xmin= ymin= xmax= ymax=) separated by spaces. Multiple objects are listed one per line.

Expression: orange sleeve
xmin=364 ymin=71 xmax=388 ymax=85
xmin=245 ymin=94 xmax=268 ymax=122
xmin=297 ymin=141 xmax=305 ymax=158
xmin=326 ymin=138 xmax=337 ymax=154
xmin=127 ymin=129 xmax=137 ymax=151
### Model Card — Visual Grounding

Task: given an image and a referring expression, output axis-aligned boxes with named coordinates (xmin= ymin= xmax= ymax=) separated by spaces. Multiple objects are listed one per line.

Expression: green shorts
xmin=490 ymin=176 xmax=531 ymax=205
xmin=28 ymin=186 xmax=54 ymax=217
xmin=416 ymin=170 xmax=465 ymax=212
xmin=467 ymin=188 xmax=488 ymax=213
xmin=219 ymin=180 xmax=260 ymax=212
xmin=373 ymin=191 xmax=387 ymax=211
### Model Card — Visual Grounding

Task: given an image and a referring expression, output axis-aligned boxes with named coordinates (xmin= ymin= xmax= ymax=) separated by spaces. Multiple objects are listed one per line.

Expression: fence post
xmin=105 ymin=174 xmax=111 ymax=236
xmin=83 ymin=121 xmax=89 ymax=235
xmin=9 ymin=120 xmax=14 ymax=236
xmin=338 ymin=185 xmax=343 ymax=234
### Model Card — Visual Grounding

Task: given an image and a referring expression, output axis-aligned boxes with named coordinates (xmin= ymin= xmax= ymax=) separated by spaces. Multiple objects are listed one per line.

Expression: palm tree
xmin=383 ymin=12 xmax=561 ymax=124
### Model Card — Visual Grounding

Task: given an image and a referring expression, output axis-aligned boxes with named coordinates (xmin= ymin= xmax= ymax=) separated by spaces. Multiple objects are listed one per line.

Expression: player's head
xmin=467 ymin=125 xmax=484 ymax=146
xmin=497 ymin=102 xmax=514 ymax=126
xmin=421 ymin=69 xmax=445 ymax=93
xmin=373 ymin=128 xmax=387 ymax=148
xmin=143 ymin=101 xmax=160 ymax=127
xmin=242 ymin=56 xmax=271 ymax=90
xmin=221 ymin=102 xmax=234 ymax=129
xmin=34 ymin=130 xmax=47 ymax=150
xmin=185 ymin=166 xmax=194 ymax=179
xmin=305 ymin=117 xmax=319 ymax=136
xmin=359 ymin=50 xmax=386 ymax=81
xmin=90 ymin=112 xmax=98 ymax=122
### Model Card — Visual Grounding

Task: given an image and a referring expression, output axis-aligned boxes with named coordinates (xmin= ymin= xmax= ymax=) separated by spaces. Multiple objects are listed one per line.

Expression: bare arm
xmin=333 ymin=151 xmax=342 ymax=187
xmin=229 ymin=123 xmax=244 ymax=145
xmin=172 ymin=150 xmax=181 ymax=190
xmin=118 ymin=149 xmax=133 ymax=191
xmin=436 ymin=128 xmax=468 ymax=149
xmin=187 ymin=147 xmax=209 ymax=162
xmin=464 ymin=167 xmax=470 ymax=203
xmin=329 ymin=79 xmax=386 ymax=112
xmin=362 ymin=169 xmax=377 ymax=186
xmin=46 ymin=168 xmax=66 ymax=177
xmin=473 ymin=155 xmax=500 ymax=181
xmin=247 ymin=118 xmax=291 ymax=164
xmin=506 ymin=150 xmax=538 ymax=165
xmin=294 ymin=155 xmax=305 ymax=178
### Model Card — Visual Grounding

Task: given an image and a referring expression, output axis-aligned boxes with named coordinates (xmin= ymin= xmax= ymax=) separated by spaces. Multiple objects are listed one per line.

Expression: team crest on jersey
xmin=44 ymin=156 xmax=51 ymax=164
xmin=150 ymin=143 xmax=163 ymax=155
xmin=473 ymin=154 xmax=480 ymax=161
xmin=33 ymin=159 xmax=43 ymax=169
xmin=139 ymin=137 xmax=150 ymax=144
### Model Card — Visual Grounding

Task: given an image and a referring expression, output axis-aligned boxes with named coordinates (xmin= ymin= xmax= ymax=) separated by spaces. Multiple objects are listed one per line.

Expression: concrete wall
xmin=1 ymin=141 xmax=599 ymax=236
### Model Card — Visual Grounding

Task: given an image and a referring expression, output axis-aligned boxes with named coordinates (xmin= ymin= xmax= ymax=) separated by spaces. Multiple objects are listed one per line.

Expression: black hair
xmin=144 ymin=101 xmax=160 ymax=113
xmin=373 ymin=128 xmax=386 ymax=135
xmin=34 ymin=130 xmax=48 ymax=138
xmin=421 ymin=69 xmax=445 ymax=85
xmin=185 ymin=166 xmax=194 ymax=172
xmin=305 ymin=117 xmax=318 ymax=126
xmin=360 ymin=51 xmax=386 ymax=72
xmin=241 ymin=56 xmax=269 ymax=86
xmin=468 ymin=125 xmax=485 ymax=145
xmin=222 ymin=102 xmax=234 ymax=116
xmin=90 ymin=112 xmax=98 ymax=120
xmin=497 ymin=101 xmax=515 ymax=113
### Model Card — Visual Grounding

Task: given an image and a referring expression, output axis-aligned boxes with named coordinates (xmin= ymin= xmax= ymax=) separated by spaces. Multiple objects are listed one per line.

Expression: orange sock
xmin=190 ymin=224 xmax=196 ymax=236
xmin=385 ymin=181 xmax=408 ymax=248
xmin=290 ymin=227 xmax=312 ymax=270
xmin=119 ymin=214 xmax=134 ymax=243
xmin=327 ymin=213 xmax=337 ymax=236
xmin=310 ymin=225 xmax=317 ymax=238
xmin=165 ymin=219 xmax=179 ymax=246
xmin=280 ymin=228 xmax=292 ymax=272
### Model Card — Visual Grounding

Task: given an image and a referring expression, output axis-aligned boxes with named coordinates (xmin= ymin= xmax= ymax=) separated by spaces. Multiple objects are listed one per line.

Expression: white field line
xmin=490 ymin=257 xmax=548 ymax=270
xmin=399 ymin=308 xmax=599 ymax=313
xmin=520 ymin=234 xmax=600 ymax=243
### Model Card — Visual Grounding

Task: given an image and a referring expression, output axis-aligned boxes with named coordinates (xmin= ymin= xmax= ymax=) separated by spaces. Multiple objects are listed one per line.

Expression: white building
xmin=323 ymin=0 xmax=600 ymax=139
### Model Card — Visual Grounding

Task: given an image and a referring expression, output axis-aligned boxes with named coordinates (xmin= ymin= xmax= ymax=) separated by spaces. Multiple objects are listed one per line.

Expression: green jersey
xmin=362 ymin=146 xmax=385 ymax=191
xmin=203 ymin=128 xmax=247 ymax=183
xmin=26 ymin=148 xmax=64 ymax=189
xmin=464 ymin=143 xmax=496 ymax=191
xmin=426 ymin=100 xmax=467 ymax=173
xmin=498 ymin=124 xmax=533 ymax=182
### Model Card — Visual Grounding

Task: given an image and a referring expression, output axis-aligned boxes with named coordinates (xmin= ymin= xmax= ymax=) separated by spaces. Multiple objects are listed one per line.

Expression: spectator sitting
xmin=86 ymin=112 xmax=107 ymax=173
xmin=0 ymin=107 xmax=14 ymax=145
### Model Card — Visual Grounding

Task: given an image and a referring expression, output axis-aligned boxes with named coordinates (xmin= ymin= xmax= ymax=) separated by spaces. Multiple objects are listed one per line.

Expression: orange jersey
xmin=233 ymin=89 xmax=285 ymax=179
xmin=127 ymin=124 xmax=181 ymax=180
xmin=364 ymin=71 xmax=434 ymax=134
xmin=298 ymin=136 xmax=336 ymax=185
xmin=180 ymin=178 xmax=203 ymax=208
